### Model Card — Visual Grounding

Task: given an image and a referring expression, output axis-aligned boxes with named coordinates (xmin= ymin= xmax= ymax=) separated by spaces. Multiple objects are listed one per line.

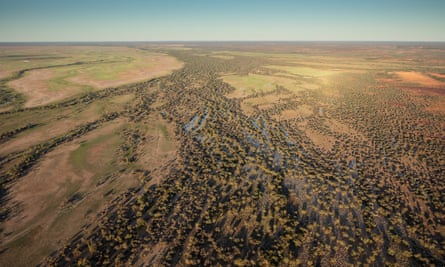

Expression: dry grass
xmin=272 ymin=104 xmax=313 ymax=121
xmin=7 ymin=69 xmax=81 ymax=108
xmin=3 ymin=47 xmax=183 ymax=108
xmin=305 ymin=128 xmax=335 ymax=151
xmin=135 ymin=114 xmax=178 ymax=186
xmin=0 ymin=94 xmax=134 ymax=156
xmin=210 ymin=54 xmax=235 ymax=60
xmin=67 ymin=54 xmax=182 ymax=89
xmin=0 ymin=69 xmax=12 ymax=79
xmin=245 ymin=94 xmax=291 ymax=106
xmin=0 ymin=120 xmax=128 ymax=267
xmin=324 ymin=119 xmax=367 ymax=141
xmin=430 ymin=72 xmax=445 ymax=79
xmin=394 ymin=71 xmax=444 ymax=87
xmin=425 ymin=100 xmax=445 ymax=114
xmin=223 ymin=74 xmax=302 ymax=99
xmin=266 ymin=65 xmax=341 ymax=77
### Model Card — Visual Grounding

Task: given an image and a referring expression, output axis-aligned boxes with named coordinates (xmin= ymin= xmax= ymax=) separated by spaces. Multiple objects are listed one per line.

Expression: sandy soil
xmin=68 ymin=55 xmax=183 ymax=89
xmin=272 ymin=104 xmax=314 ymax=121
xmin=429 ymin=72 xmax=445 ymax=79
xmin=400 ymin=86 xmax=445 ymax=97
xmin=272 ymin=109 xmax=300 ymax=121
xmin=425 ymin=99 xmax=445 ymax=114
xmin=5 ymin=53 xmax=182 ymax=108
xmin=0 ymin=104 xmax=104 ymax=156
xmin=0 ymin=119 xmax=127 ymax=266
xmin=225 ymin=86 xmax=256 ymax=99
xmin=136 ymin=114 xmax=178 ymax=186
xmin=0 ymin=106 xmax=13 ymax=113
xmin=304 ymin=128 xmax=335 ymax=151
xmin=224 ymin=74 xmax=301 ymax=99
xmin=0 ymin=69 xmax=12 ymax=79
xmin=394 ymin=71 xmax=444 ymax=87
xmin=324 ymin=119 xmax=367 ymax=142
xmin=7 ymin=69 xmax=80 ymax=108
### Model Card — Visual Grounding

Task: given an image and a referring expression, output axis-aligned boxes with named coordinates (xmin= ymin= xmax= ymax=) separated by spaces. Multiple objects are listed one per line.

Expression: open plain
xmin=0 ymin=42 xmax=444 ymax=266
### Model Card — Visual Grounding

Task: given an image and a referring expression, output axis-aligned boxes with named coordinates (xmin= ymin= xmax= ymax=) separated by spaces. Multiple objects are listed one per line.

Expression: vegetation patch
xmin=223 ymin=74 xmax=302 ymax=98
xmin=267 ymin=65 xmax=340 ymax=77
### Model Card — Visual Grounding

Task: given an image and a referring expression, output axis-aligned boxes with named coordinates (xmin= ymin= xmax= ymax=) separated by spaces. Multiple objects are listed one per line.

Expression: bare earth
xmin=0 ymin=120 xmax=126 ymax=267
xmin=394 ymin=71 xmax=445 ymax=87
xmin=0 ymin=69 xmax=12 ymax=79
xmin=68 ymin=55 xmax=183 ymax=89
xmin=7 ymin=69 xmax=80 ymax=108
xmin=6 ymin=54 xmax=182 ymax=108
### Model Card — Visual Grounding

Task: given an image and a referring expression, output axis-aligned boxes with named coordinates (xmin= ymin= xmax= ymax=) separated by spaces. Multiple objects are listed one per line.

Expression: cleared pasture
xmin=1 ymin=46 xmax=182 ymax=108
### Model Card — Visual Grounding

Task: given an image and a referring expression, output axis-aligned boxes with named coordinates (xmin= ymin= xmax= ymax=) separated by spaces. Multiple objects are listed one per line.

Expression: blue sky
xmin=0 ymin=0 xmax=444 ymax=42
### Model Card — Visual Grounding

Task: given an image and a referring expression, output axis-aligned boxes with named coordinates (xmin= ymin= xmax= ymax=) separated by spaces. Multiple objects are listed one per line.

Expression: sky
xmin=0 ymin=0 xmax=444 ymax=42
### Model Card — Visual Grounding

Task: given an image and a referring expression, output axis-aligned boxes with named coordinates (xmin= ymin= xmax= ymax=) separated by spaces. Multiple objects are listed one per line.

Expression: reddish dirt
xmin=136 ymin=114 xmax=178 ymax=187
xmin=400 ymin=86 xmax=445 ymax=97
xmin=0 ymin=106 xmax=12 ymax=113
xmin=425 ymin=100 xmax=445 ymax=114
xmin=0 ymin=69 xmax=12 ymax=79
xmin=394 ymin=71 xmax=444 ymax=87
xmin=305 ymin=128 xmax=335 ymax=151
xmin=0 ymin=105 xmax=104 ymax=156
xmin=0 ymin=120 xmax=128 ymax=267
xmin=430 ymin=72 xmax=445 ymax=79
xmin=68 ymin=55 xmax=183 ymax=89
xmin=7 ymin=69 xmax=81 ymax=108
xmin=272 ymin=105 xmax=313 ymax=121
xmin=386 ymin=101 xmax=408 ymax=107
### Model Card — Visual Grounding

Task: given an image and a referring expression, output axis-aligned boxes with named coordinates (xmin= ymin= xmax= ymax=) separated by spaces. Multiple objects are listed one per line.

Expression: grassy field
xmin=266 ymin=65 xmax=340 ymax=77
xmin=0 ymin=46 xmax=182 ymax=108
xmin=223 ymin=74 xmax=298 ymax=97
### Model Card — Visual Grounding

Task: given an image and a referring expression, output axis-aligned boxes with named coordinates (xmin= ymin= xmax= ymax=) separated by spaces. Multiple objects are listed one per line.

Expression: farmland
xmin=0 ymin=42 xmax=444 ymax=266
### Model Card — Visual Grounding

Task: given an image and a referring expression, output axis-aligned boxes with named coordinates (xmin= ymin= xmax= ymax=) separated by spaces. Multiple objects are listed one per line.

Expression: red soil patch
xmin=0 ymin=104 xmax=105 ymax=156
xmin=400 ymin=86 xmax=445 ymax=97
xmin=430 ymin=72 xmax=445 ymax=79
xmin=69 ymin=55 xmax=183 ymax=89
xmin=7 ymin=69 xmax=80 ymax=108
xmin=377 ymin=73 xmax=445 ymax=98
xmin=0 ymin=120 xmax=128 ymax=266
xmin=272 ymin=104 xmax=313 ymax=121
xmin=425 ymin=100 xmax=445 ymax=114
xmin=305 ymin=128 xmax=335 ymax=151
xmin=136 ymin=114 xmax=178 ymax=186
xmin=0 ymin=106 xmax=12 ymax=113
xmin=394 ymin=71 xmax=444 ymax=87
xmin=386 ymin=101 xmax=408 ymax=107
xmin=0 ymin=69 xmax=12 ymax=79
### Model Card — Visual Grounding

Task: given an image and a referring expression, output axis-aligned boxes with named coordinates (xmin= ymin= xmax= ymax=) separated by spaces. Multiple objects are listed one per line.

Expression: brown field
xmin=394 ymin=71 xmax=444 ymax=87
xmin=67 ymin=54 xmax=182 ymax=89
xmin=401 ymin=86 xmax=445 ymax=96
xmin=272 ymin=104 xmax=314 ymax=121
xmin=134 ymin=114 xmax=178 ymax=186
xmin=425 ymin=102 xmax=445 ymax=113
xmin=304 ymin=128 xmax=335 ymax=151
xmin=7 ymin=69 xmax=81 ymax=108
xmin=0 ymin=70 xmax=12 ymax=79
xmin=1 ymin=46 xmax=182 ymax=109
xmin=430 ymin=72 xmax=445 ymax=79
xmin=0 ymin=120 xmax=128 ymax=266
xmin=0 ymin=94 xmax=135 ymax=155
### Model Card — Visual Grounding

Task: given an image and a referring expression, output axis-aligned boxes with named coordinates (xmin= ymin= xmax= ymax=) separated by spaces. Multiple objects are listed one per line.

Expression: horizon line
xmin=1 ymin=40 xmax=445 ymax=45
